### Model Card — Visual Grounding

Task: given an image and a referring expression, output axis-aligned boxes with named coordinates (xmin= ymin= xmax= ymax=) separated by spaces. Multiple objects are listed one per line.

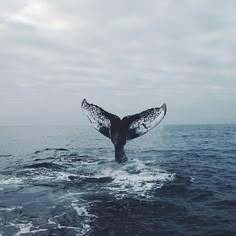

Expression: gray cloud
xmin=0 ymin=0 xmax=235 ymax=125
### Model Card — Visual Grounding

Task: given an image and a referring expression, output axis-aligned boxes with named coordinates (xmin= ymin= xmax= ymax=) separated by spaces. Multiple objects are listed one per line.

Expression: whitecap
xmin=0 ymin=175 xmax=23 ymax=185
xmin=71 ymin=201 xmax=97 ymax=235
xmin=13 ymin=222 xmax=48 ymax=235
xmin=31 ymin=229 xmax=48 ymax=233
xmin=0 ymin=206 xmax=22 ymax=212
xmin=14 ymin=222 xmax=33 ymax=236
xmin=92 ymin=159 xmax=175 ymax=198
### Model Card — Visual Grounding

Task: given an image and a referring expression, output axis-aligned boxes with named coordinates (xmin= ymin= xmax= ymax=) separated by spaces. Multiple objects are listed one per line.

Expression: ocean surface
xmin=0 ymin=125 xmax=236 ymax=236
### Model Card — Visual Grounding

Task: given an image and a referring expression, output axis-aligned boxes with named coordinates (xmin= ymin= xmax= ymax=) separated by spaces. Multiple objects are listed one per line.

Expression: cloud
xmin=5 ymin=1 xmax=70 ymax=30
xmin=0 ymin=0 xmax=235 ymax=125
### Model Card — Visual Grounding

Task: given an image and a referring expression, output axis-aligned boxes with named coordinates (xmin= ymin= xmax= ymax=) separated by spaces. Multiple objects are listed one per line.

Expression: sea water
xmin=0 ymin=125 xmax=236 ymax=235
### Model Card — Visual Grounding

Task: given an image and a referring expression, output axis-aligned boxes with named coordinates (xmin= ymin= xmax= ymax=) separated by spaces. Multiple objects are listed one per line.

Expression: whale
xmin=81 ymin=99 xmax=167 ymax=163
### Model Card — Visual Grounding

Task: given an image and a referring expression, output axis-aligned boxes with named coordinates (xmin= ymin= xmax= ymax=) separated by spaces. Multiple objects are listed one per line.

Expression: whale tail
xmin=122 ymin=103 xmax=167 ymax=140
xmin=81 ymin=99 xmax=167 ymax=162
xmin=81 ymin=99 xmax=119 ymax=139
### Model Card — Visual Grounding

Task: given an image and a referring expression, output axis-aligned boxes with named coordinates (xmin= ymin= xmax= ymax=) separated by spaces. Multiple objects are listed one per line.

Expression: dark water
xmin=0 ymin=125 xmax=236 ymax=236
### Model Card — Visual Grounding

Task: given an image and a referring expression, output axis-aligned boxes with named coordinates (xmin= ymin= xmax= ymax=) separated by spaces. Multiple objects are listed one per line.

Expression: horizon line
xmin=0 ymin=123 xmax=235 ymax=127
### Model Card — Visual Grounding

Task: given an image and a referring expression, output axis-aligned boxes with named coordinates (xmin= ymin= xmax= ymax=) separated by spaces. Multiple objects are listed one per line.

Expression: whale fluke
xmin=123 ymin=103 xmax=167 ymax=140
xmin=81 ymin=99 xmax=119 ymax=139
xmin=81 ymin=99 xmax=167 ymax=163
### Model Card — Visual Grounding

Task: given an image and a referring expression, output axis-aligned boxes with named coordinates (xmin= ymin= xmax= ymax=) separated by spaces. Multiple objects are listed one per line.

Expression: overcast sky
xmin=0 ymin=0 xmax=235 ymax=125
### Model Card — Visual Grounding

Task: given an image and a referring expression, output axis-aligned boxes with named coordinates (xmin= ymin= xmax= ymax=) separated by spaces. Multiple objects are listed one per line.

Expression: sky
xmin=0 ymin=0 xmax=235 ymax=125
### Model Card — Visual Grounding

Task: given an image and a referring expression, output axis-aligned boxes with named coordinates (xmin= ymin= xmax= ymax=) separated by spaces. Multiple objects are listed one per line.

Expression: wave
xmin=0 ymin=154 xmax=12 ymax=158
xmin=24 ymin=162 xmax=63 ymax=170
xmin=33 ymin=148 xmax=69 ymax=154
xmin=0 ymin=175 xmax=23 ymax=185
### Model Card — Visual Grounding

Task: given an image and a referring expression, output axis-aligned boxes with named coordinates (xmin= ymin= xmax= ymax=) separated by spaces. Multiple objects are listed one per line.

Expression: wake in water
xmin=0 ymin=147 xmax=174 ymax=235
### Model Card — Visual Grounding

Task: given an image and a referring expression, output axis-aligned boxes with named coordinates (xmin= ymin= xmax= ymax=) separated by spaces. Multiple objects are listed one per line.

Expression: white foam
xmin=72 ymin=203 xmax=96 ymax=218
xmin=57 ymin=223 xmax=90 ymax=236
xmin=55 ymin=172 xmax=79 ymax=181
xmin=28 ymin=171 xmax=79 ymax=183
xmin=0 ymin=170 xmax=66 ymax=186
xmin=0 ymin=175 xmax=23 ymax=185
xmin=57 ymin=224 xmax=80 ymax=230
xmin=71 ymin=201 xmax=97 ymax=235
xmin=31 ymin=229 xmax=48 ymax=233
xmin=73 ymin=204 xmax=89 ymax=216
xmin=94 ymin=159 xmax=175 ymax=198
xmin=48 ymin=218 xmax=56 ymax=224
xmin=13 ymin=222 xmax=48 ymax=235
xmin=47 ymin=201 xmax=95 ymax=235
xmin=14 ymin=222 xmax=33 ymax=236
xmin=0 ymin=206 xmax=22 ymax=212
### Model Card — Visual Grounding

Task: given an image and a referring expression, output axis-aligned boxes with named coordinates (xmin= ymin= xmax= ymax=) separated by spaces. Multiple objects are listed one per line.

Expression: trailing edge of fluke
xmin=81 ymin=99 xmax=167 ymax=163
